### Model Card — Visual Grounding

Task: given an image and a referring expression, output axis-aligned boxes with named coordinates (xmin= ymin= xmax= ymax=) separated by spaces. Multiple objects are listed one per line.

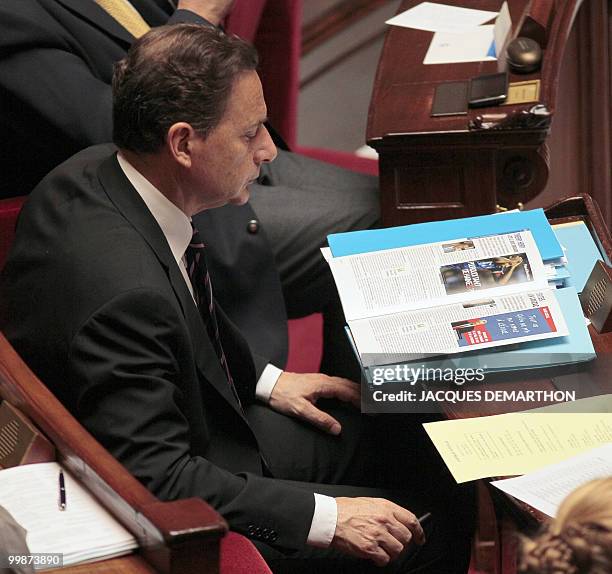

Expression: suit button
xmin=247 ymin=219 xmax=260 ymax=234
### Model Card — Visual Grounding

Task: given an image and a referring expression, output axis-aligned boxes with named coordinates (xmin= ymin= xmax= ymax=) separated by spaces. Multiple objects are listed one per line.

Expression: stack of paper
xmin=386 ymin=2 xmax=511 ymax=65
xmin=325 ymin=208 xmax=596 ymax=375
xmin=491 ymin=443 xmax=612 ymax=516
xmin=552 ymin=221 xmax=604 ymax=291
xmin=386 ymin=2 xmax=497 ymax=33
xmin=422 ymin=409 xmax=612 ymax=483
xmin=0 ymin=462 xmax=137 ymax=568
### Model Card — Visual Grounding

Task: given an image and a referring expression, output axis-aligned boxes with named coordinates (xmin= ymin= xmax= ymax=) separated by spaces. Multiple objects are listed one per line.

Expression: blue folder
xmin=553 ymin=222 xmax=604 ymax=292
xmin=329 ymin=208 xmax=563 ymax=261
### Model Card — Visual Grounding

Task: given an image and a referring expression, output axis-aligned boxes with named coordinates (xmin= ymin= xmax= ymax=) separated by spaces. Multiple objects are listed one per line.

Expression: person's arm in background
xmin=0 ymin=1 xmax=234 ymax=159
xmin=176 ymin=0 xmax=235 ymax=26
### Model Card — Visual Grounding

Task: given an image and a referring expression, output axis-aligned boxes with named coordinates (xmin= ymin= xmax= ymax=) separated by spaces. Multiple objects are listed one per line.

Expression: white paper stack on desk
xmin=325 ymin=208 xmax=596 ymax=379
xmin=491 ymin=443 xmax=612 ymax=517
xmin=385 ymin=2 xmax=511 ymax=65
xmin=0 ymin=462 xmax=137 ymax=569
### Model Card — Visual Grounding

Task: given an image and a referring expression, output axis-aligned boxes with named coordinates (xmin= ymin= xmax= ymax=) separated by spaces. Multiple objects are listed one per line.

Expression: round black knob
xmin=506 ymin=37 xmax=542 ymax=74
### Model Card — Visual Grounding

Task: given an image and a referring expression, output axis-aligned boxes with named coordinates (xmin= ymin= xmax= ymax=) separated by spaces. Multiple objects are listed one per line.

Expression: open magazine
xmin=327 ymin=230 xmax=569 ymax=368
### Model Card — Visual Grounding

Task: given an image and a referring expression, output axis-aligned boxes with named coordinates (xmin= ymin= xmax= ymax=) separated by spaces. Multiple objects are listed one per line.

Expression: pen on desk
xmin=58 ymin=469 xmax=66 ymax=511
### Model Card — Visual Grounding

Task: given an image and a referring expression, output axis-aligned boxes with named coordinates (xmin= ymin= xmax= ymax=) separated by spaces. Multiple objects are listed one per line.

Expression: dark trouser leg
xmin=246 ymin=403 xmax=475 ymax=573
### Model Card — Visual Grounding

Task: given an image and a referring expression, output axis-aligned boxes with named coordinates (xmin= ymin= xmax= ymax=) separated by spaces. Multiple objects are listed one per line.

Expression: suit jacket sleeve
xmin=0 ymin=5 xmax=210 ymax=154
xmin=68 ymin=288 xmax=313 ymax=551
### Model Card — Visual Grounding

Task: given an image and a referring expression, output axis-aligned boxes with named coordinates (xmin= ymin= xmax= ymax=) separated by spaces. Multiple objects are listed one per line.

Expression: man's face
xmin=187 ymin=70 xmax=276 ymax=212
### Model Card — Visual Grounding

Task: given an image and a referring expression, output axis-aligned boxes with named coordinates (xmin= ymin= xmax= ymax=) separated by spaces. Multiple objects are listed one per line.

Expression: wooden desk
xmin=438 ymin=194 xmax=612 ymax=574
xmin=368 ymin=0 xmax=612 ymax=227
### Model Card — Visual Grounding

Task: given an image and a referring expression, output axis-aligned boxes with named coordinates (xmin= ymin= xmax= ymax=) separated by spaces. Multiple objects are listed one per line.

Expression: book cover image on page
xmin=452 ymin=303 xmax=558 ymax=348
xmin=440 ymin=252 xmax=533 ymax=294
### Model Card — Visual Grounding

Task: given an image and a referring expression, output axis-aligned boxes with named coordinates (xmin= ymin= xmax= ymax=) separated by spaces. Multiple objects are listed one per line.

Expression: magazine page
xmin=328 ymin=230 xmax=548 ymax=321
xmin=349 ymin=289 xmax=568 ymax=367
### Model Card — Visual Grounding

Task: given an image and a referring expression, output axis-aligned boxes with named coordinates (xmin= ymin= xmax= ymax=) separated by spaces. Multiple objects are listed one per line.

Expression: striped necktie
xmin=95 ymin=0 xmax=151 ymax=38
xmin=185 ymin=225 xmax=243 ymax=409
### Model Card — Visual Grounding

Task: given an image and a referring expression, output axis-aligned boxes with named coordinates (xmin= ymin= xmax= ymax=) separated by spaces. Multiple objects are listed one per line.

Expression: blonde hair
xmin=519 ymin=478 xmax=612 ymax=574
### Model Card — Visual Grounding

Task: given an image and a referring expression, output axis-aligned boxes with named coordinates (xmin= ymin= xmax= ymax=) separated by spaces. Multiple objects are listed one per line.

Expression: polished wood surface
xmin=40 ymin=555 xmax=158 ymax=574
xmin=367 ymin=0 xmax=609 ymax=226
xmin=0 ymin=333 xmax=226 ymax=574
xmin=440 ymin=194 xmax=612 ymax=574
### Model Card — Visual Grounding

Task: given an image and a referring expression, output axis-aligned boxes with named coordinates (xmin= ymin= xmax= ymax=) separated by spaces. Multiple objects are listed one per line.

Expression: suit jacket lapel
xmin=96 ymin=153 xmax=248 ymax=419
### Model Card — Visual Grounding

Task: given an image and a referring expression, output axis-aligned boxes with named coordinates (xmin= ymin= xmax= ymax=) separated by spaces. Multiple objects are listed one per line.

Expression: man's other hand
xmin=269 ymin=372 xmax=360 ymax=435
xmin=177 ymin=0 xmax=235 ymax=26
xmin=332 ymin=498 xmax=425 ymax=566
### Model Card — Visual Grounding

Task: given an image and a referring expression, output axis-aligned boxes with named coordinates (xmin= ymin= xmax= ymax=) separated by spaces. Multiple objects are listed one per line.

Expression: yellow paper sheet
xmin=423 ymin=412 xmax=612 ymax=483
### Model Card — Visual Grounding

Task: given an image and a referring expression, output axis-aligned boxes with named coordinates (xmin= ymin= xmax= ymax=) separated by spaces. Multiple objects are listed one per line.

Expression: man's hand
xmin=331 ymin=498 xmax=425 ymax=566
xmin=268 ymin=372 xmax=360 ymax=435
xmin=177 ymin=0 xmax=235 ymax=26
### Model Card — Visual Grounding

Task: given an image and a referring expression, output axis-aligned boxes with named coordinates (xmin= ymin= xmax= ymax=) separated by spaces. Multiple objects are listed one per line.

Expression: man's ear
xmin=167 ymin=122 xmax=198 ymax=168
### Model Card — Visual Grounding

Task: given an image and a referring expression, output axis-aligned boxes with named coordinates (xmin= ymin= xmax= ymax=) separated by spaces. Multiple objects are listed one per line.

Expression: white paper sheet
xmin=349 ymin=289 xmax=568 ymax=365
xmin=491 ymin=444 xmax=612 ymax=517
xmin=0 ymin=462 xmax=137 ymax=568
xmin=423 ymin=413 xmax=612 ymax=483
xmin=386 ymin=2 xmax=498 ymax=33
xmin=423 ymin=25 xmax=496 ymax=65
xmin=327 ymin=230 xmax=548 ymax=322
xmin=493 ymin=2 xmax=512 ymax=57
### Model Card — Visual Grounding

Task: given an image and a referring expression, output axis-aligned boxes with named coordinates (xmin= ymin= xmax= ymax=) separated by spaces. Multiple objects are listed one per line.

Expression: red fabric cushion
xmin=0 ymin=196 xmax=26 ymax=271
xmin=220 ymin=532 xmax=272 ymax=573
xmin=286 ymin=314 xmax=323 ymax=373
xmin=253 ymin=0 xmax=302 ymax=147
xmin=225 ymin=0 xmax=267 ymax=42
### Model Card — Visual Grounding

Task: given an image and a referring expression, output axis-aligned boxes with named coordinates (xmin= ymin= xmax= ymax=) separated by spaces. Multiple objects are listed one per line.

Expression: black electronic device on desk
xmin=431 ymin=72 xmax=509 ymax=117
xmin=468 ymin=72 xmax=508 ymax=108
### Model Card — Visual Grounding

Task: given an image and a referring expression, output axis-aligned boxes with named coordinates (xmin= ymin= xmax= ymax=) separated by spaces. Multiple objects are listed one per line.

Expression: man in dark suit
xmin=0 ymin=24 xmax=472 ymax=572
xmin=0 ymin=0 xmax=379 ymax=380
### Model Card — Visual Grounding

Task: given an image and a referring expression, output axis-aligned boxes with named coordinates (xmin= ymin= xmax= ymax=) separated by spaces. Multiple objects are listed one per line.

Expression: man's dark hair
xmin=112 ymin=24 xmax=258 ymax=153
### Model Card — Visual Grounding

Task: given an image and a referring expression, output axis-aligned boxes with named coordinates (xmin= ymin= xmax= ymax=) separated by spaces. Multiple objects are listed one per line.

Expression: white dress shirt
xmin=116 ymin=152 xmax=337 ymax=547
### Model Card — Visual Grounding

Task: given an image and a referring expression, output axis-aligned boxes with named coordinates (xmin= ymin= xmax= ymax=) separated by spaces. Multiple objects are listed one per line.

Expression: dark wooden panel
xmin=531 ymin=1 xmax=611 ymax=225
xmin=367 ymin=0 xmax=612 ymax=226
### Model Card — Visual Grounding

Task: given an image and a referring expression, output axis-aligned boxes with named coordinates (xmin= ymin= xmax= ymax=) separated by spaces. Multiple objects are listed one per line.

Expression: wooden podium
xmin=368 ymin=0 xmax=612 ymax=227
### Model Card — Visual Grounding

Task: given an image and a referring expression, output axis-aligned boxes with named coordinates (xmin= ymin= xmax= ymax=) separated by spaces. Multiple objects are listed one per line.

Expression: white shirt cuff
xmin=306 ymin=494 xmax=338 ymax=548
xmin=255 ymin=364 xmax=283 ymax=402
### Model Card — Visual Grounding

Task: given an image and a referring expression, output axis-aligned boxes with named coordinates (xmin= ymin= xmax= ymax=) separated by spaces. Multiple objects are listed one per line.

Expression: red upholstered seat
xmin=220 ymin=532 xmax=272 ymax=573
xmin=227 ymin=0 xmax=300 ymax=149
xmin=0 ymin=196 xmax=26 ymax=270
